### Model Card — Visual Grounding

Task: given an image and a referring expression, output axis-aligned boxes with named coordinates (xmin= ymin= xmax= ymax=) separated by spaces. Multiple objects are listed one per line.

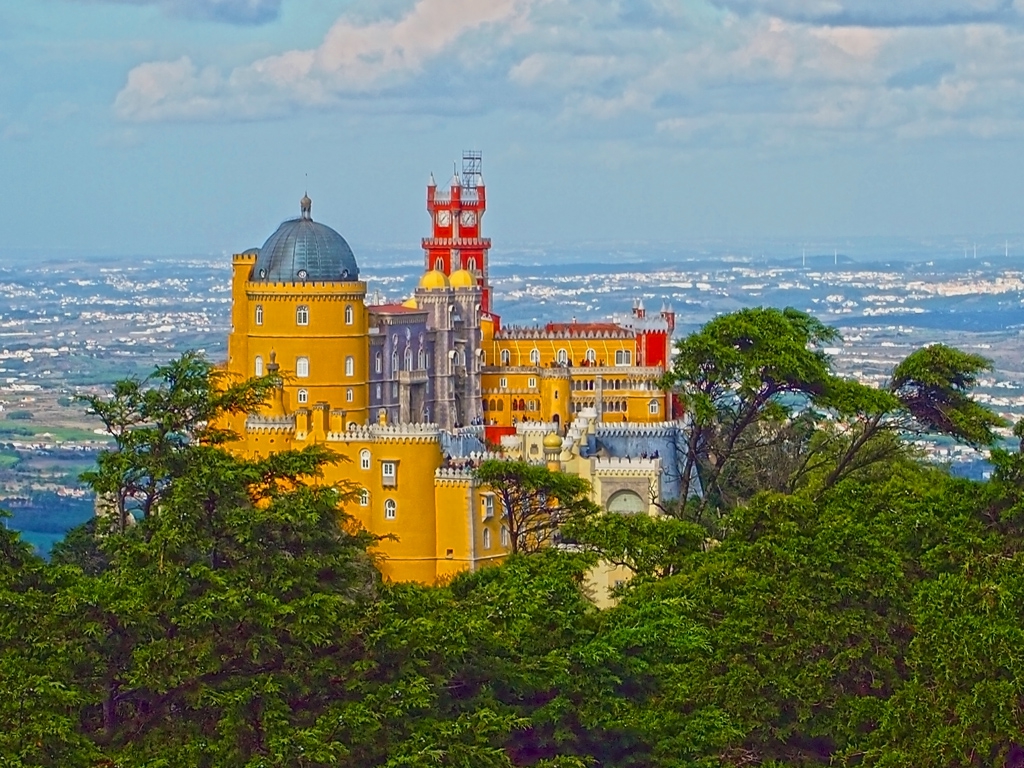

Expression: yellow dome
xmin=449 ymin=269 xmax=476 ymax=289
xmin=543 ymin=432 xmax=563 ymax=450
xmin=418 ymin=270 xmax=450 ymax=290
xmin=402 ymin=296 xmax=419 ymax=309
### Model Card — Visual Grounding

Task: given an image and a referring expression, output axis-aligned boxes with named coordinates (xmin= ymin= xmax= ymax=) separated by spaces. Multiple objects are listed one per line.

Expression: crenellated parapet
xmin=495 ymin=326 xmax=634 ymax=341
xmin=594 ymin=421 xmax=680 ymax=438
xmin=246 ymin=414 xmax=296 ymax=433
xmin=434 ymin=468 xmax=476 ymax=484
xmin=591 ymin=456 xmax=662 ymax=474
xmin=327 ymin=422 xmax=441 ymax=444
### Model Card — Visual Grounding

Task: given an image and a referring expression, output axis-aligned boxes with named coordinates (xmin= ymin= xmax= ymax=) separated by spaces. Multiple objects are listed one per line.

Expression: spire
xmin=428 ymin=172 xmax=436 ymax=187
xmin=300 ymin=193 xmax=312 ymax=220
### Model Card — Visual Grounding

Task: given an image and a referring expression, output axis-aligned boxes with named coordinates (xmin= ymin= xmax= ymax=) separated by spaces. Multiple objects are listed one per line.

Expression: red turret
xmin=422 ymin=151 xmax=494 ymax=312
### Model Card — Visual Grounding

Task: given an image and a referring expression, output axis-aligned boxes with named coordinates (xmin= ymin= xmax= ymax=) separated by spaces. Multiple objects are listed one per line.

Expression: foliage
xmin=475 ymin=460 xmax=599 ymax=554
xmin=5 ymin=409 xmax=34 ymax=420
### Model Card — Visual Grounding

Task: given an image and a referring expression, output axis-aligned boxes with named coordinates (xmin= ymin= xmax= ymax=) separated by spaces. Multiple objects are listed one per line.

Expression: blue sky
xmin=4 ymin=0 xmax=1024 ymax=257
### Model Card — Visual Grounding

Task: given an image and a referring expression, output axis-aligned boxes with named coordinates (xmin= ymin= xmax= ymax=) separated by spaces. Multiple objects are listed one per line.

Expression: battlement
xmin=516 ymin=421 xmax=560 ymax=435
xmin=246 ymin=414 xmax=296 ymax=432
xmin=327 ymin=422 xmax=441 ymax=444
xmin=435 ymin=450 xmax=503 ymax=484
xmin=591 ymin=456 xmax=661 ymax=474
xmin=495 ymin=325 xmax=634 ymax=341
xmin=595 ymin=421 xmax=680 ymax=438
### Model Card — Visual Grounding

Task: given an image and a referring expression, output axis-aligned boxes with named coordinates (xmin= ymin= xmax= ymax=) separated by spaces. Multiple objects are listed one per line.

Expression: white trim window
xmin=384 ymin=499 xmax=397 ymax=520
xmin=255 ymin=305 xmax=263 ymax=326
xmin=345 ymin=304 xmax=354 ymax=325
xmin=360 ymin=449 xmax=371 ymax=470
xmin=482 ymin=494 xmax=494 ymax=520
xmin=528 ymin=377 xmax=537 ymax=389
xmin=615 ymin=349 xmax=632 ymax=366
xmin=375 ymin=353 xmax=382 ymax=374
xmin=359 ymin=489 xmax=369 ymax=507
xmin=296 ymin=357 xmax=310 ymax=378
xmin=500 ymin=349 xmax=510 ymax=365
xmin=296 ymin=305 xmax=309 ymax=326
xmin=254 ymin=355 xmax=264 ymax=376
xmin=499 ymin=377 xmax=508 ymax=389
xmin=500 ymin=525 xmax=510 ymax=548
xmin=556 ymin=349 xmax=568 ymax=365
xmin=345 ymin=356 xmax=355 ymax=377
xmin=530 ymin=348 xmax=540 ymax=365
xmin=649 ymin=399 xmax=660 ymax=415
xmin=297 ymin=388 xmax=308 ymax=404
xmin=482 ymin=527 xmax=491 ymax=550
xmin=346 ymin=388 xmax=354 ymax=403
xmin=418 ymin=348 xmax=426 ymax=369
xmin=382 ymin=461 xmax=397 ymax=486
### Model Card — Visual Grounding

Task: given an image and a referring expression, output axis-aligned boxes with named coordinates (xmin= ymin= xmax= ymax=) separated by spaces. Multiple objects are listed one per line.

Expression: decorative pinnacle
xmin=300 ymin=193 xmax=312 ymax=220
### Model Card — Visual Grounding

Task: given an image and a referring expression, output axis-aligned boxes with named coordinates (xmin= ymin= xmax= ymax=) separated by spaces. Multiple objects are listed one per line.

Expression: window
xmin=384 ymin=499 xmax=396 ymax=520
xmin=649 ymin=399 xmax=660 ymax=415
xmin=435 ymin=257 xmax=443 ymax=271
xmin=482 ymin=528 xmax=491 ymax=550
xmin=392 ymin=351 xmax=399 ymax=372
xmin=382 ymin=461 xmax=396 ymax=486
xmin=254 ymin=355 xmax=264 ymax=376
xmin=528 ymin=377 xmax=536 ymax=388
xmin=468 ymin=257 xmax=477 ymax=271
xmin=615 ymin=349 xmax=632 ymax=366
xmin=296 ymin=305 xmax=309 ymax=326
xmin=556 ymin=349 xmax=568 ymax=365
xmin=375 ymin=384 xmax=382 ymax=400
xmin=347 ymin=388 xmax=354 ymax=403
xmin=345 ymin=356 xmax=354 ymax=377
xmin=296 ymin=356 xmax=309 ymax=377
xmin=345 ymin=304 xmax=354 ymax=325
xmin=530 ymin=348 xmax=540 ymax=365
xmin=418 ymin=348 xmax=426 ymax=369
xmin=375 ymin=353 xmax=382 ymax=374
xmin=297 ymin=388 xmax=308 ymax=404
xmin=360 ymin=449 xmax=371 ymax=470
xmin=482 ymin=495 xmax=494 ymax=520
xmin=586 ymin=348 xmax=596 ymax=363
xmin=255 ymin=305 xmax=263 ymax=326
xmin=500 ymin=526 xmax=510 ymax=547
xmin=499 ymin=377 xmax=507 ymax=389
xmin=404 ymin=348 xmax=412 ymax=370
xmin=500 ymin=349 xmax=510 ymax=365
xmin=359 ymin=489 xmax=369 ymax=507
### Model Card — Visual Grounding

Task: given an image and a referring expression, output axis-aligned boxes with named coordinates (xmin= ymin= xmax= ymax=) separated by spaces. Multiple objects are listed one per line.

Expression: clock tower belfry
xmin=423 ymin=150 xmax=494 ymax=313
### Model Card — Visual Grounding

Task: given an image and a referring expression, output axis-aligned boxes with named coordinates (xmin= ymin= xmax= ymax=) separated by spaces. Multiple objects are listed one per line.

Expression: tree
xmin=474 ymin=460 xmax=598 ymax=555
xmin=79 ymin=351 xmax=276 ymax=532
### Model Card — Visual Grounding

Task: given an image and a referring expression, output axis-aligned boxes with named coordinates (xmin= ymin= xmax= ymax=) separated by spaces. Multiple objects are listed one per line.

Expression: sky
xmin=4 ymin=0 xmax=1024 ymax=258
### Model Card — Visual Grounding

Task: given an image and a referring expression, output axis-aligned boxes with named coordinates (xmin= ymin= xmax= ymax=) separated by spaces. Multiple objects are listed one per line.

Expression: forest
xmin=2 ymin=307 xmax=1023 ymax=767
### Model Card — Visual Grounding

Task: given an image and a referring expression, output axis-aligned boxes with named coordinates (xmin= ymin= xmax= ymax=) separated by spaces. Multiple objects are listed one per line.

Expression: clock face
xmin=460 ymin=210 xmax=477 ymax=227
xmin=436 ymin=210 xmax=451 ymax=226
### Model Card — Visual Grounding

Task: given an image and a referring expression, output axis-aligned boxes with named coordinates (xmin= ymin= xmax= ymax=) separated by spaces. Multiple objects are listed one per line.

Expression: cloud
xmin=115 ymin=0 xmax=538 ymax=121
xmin=80 ymin=0 xmax=282 ymax=25
xmin=706 ymin=0 xmax=1020 ymax=28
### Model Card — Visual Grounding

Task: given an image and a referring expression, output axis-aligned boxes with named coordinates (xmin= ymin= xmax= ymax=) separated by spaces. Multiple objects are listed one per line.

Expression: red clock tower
xmin=423 ymin=151 xmax=494 ymax=313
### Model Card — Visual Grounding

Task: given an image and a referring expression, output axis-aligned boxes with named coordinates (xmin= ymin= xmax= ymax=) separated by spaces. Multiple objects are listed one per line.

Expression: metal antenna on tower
xmin=462 ymin=150 xmax=482 ymax=189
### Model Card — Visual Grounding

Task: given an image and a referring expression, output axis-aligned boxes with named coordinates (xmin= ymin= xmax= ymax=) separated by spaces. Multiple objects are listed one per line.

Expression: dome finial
xmin=300 ymin=192 xmax=312 ymax=220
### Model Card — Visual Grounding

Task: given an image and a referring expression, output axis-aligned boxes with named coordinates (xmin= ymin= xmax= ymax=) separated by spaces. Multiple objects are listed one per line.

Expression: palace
xmin=223 ymin=153 xmax=684 ymax=587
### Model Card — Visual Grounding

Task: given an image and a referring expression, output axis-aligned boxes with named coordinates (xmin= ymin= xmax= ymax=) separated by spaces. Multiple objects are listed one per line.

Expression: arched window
xmin=254 ymin=356 xmax=264 ymax=376
xmin=384 ymin=499 xmax=397 ymax=520
xmin=530 ymin=348 xmax=540 ymax=365
xmin=529 ymin=400 xmax=538 ymax=412
xmin=482 ymin=527 xmax=491 ymax=550
xmin=500 ymin=526 xmax=510 ymax=548
xmin=497 ymin=400 xmax=504 ymax=412
xmin=344 ymin=304 xmax=354 ymax=325
xmin=255 ymin=305 xmax=263 ymax=326
xmin=296 ymin=357 xmax=309 ymax=378
xmin=468 ymin=257 xmax=477 ymax=272
xmin=649 ymin=399 xmax=660 ymax=415
xmin=500 ymin=349 xmax=510 ymax=365
xmin=483 ymin=399 xmax=489 ymax=412
xmin=556 ymin=349 xmax=568 ymax=365
xmin=345 ymin=356 xmax=354 ymax=377
xmin=375 ymin=353 xmax=382 ymax=374
xmin=346 ymin=388 xmax=354 ymax=403
xmin=418 ymin=348 xmax=426 ymax=369
xmin=359 ymin=489 xmax=369 ymax=507
xmin=297 ymin=388 xmax=308 ymax=404
xmin=512 ymin=399 xmax=519 ymax=412
xmin=518 ymin=398 xmax=526 ymax=411
xmin=392 ymin=351 xmax=398 ymax=372
xmin=296 ymin=305 xmax=309 ymax=326
xmin=404 ymin=348 xmax=413 ymax=370
xmin=375 ymin=384 xmax=382 ymax=400
xmin=435 ymin=257 xmax=444 ymax=271
xmin=585 ymin=348 xmax=596 ymax=363
xmin=360 ymin=449 xmax=371 ymax=470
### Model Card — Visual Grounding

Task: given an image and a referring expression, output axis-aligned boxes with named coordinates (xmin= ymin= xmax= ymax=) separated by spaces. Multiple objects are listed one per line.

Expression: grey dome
xmin=251 ymin=199 xmax=359 ymax=283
